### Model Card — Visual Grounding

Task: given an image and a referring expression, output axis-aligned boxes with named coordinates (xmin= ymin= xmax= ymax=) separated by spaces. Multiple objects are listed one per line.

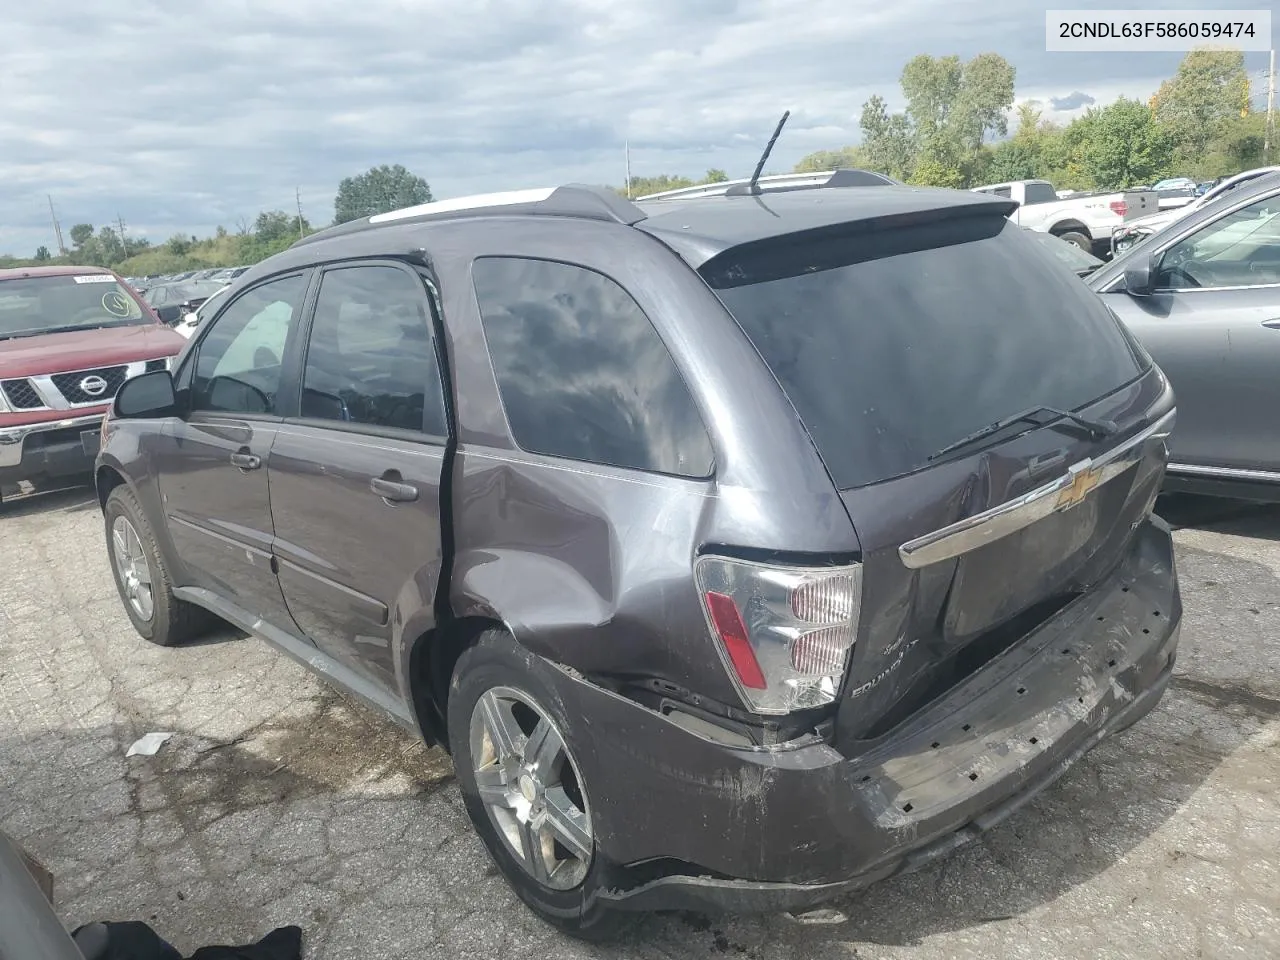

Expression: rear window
xmin=0 ymin=273 xmax=149 ymax=341
xmin=703 ymin=215 xmax=1147 ymax=489
xmin=1023 ymin=182 xmax=1059 ymax=205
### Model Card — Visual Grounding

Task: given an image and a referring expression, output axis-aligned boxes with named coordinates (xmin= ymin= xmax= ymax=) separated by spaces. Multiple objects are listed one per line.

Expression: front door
xmin=156 ymin=271 xmax=310 ymax=629
xmin=266 ymin=262 xmax=450 ymax=697
xmin=1106 ymin=193 xmax=1280 ymax=472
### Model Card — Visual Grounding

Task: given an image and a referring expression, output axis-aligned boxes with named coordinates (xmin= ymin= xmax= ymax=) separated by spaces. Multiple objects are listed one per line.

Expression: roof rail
xmin=293 ymin=184 xmax=647 ymax=248
xmin=636 ymin=169 xmax=900 ymax=202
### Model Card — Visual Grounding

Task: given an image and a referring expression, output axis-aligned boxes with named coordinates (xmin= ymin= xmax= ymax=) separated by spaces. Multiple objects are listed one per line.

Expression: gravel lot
xmin=1 ymin=483 xmax=1277 ymax=960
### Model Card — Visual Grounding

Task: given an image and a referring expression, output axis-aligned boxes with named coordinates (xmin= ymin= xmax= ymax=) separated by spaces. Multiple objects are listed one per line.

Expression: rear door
xmin=267 ymin=261 xmax=450 ymax=697
xmin=1102 ymin=191 xmax=1280 ymax=472
xmin=155 ymin=272 xmax=309 ymax=629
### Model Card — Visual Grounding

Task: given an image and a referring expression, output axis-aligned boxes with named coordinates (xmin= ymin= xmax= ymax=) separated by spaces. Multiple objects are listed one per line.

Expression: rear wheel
xmin=105 ymin=485 xmax=210 ymax=646
xmin=1057 ymin=230 xmax=1093 ymax=252
xmin=447 ymin=630 xmax=628 ymax=940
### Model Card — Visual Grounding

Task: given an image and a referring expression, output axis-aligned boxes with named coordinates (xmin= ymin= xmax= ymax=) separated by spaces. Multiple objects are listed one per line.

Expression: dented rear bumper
xmin=542 ymin=518 xmax=1180 ymax=914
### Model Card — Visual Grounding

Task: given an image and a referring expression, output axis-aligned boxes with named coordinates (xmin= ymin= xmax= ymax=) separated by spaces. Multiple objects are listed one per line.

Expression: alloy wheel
xmin=469 ymin=686 xmax=593 ymax=890
xmin=111 ymin=515 xmax=154 ymax=622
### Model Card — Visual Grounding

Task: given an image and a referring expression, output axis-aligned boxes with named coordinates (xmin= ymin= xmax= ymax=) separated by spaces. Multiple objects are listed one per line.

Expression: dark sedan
xmin=141 ymin=281 xmax=226 ymax=326
xmin=1089 ymin=170 xmax=1280 ymax=501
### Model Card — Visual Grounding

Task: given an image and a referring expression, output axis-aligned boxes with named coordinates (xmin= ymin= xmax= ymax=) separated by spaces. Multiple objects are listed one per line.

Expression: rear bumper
xmin=542 ymin=519 xmax=1181 ymax=914
xmin=0 ymin=414 xmax=104 ymax=483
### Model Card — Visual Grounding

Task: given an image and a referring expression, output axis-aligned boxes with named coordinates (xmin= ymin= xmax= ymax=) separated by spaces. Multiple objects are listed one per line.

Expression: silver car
xmin=1089 ymin=170 xmax=1280 ymax=502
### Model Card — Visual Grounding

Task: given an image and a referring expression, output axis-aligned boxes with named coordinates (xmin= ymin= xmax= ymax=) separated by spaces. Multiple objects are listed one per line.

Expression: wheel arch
xmin=1049 ymin=219 xmax=1090 ymax=237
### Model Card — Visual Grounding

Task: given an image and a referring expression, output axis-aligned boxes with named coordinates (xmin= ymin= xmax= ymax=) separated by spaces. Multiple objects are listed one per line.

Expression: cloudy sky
xmin=0 ymin=0 xmax=1271 ymax=257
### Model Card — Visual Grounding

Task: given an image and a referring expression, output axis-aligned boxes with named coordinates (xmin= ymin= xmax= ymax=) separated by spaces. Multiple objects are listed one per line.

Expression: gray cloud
xmin=1049 ymin=91 xmax=1097 ymax=111
xmin=0 ymin=0 xmax=1269 ymax=256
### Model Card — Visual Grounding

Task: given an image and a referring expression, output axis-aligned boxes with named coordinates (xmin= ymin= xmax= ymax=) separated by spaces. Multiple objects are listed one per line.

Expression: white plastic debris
xmin=784 ymin=907 xmax=848 ymax=925
xmin=125 ymin=732 xmax=174 ymax=757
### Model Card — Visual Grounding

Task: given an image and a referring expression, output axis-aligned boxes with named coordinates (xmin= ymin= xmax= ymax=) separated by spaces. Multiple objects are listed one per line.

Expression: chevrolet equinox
xmin=96 ymin=179 xmax=1182 ymax=937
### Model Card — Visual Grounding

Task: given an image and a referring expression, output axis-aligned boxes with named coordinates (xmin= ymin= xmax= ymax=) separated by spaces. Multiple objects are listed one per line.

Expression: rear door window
xmin=300 ymin=264 xmax=447 ymax=437
xmin=472 ymin=257 xmax=714 ymax=478
xmin=703 ymin=215 xmax=1147 ymax=489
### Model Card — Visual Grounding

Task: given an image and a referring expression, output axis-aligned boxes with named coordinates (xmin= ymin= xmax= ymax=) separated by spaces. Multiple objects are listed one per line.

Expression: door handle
xmin=370 ymin=476 xmax=419 ymax=503
xmin=230 ymin=451 xmax=261 ymax=471
xmin=1262 ymin=318 xmax=1280 ymax=329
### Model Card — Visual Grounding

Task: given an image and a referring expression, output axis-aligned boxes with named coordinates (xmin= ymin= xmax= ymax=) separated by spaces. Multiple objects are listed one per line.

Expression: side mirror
xmin=114 ymin=370 xmax=177 ymax=419
xmin=1124 ymin=255 xmax=1156 ymax=297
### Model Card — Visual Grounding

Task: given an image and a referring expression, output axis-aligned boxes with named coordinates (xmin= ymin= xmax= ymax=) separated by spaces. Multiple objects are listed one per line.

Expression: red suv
xmin=0 ymin=266 xmax=186 ymax=504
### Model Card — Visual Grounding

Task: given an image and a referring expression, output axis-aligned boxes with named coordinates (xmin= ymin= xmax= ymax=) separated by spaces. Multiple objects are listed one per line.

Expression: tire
xmin=104 ymin=485 xmax=210 ymax=646
xmin=447 ymin=630 xmax=629 ymax=941
xmin=1057 ymin=230 xmax=1093 ymax=252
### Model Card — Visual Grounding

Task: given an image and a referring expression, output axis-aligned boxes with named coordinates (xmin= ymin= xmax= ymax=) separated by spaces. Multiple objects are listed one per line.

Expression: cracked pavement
xmin=1 ymin=485 xmax=1277 ymax=960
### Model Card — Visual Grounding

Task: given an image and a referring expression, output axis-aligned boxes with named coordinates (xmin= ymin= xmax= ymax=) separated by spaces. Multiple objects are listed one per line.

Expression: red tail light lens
xmin=1110 ymin=200 xmax=1127 ymax=217
xmin=704 ymin=591 xmax=767 ymax=689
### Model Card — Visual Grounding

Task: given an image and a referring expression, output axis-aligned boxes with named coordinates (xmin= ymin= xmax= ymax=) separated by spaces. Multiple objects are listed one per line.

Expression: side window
xmin=472 ymin=257 xmax=714 ymax=478
xmin=300 ymin=265 xmax=447 ymax=436
xmin=992 ymin=186 xmax=1013 ymax=199
xmin=191 ymin=274 xmax=307 ymax=415
xmin=1021 ymin=182 xmax=1057 ymax=205
xmin=1156 ymin=196 xmax=1280 ymax=290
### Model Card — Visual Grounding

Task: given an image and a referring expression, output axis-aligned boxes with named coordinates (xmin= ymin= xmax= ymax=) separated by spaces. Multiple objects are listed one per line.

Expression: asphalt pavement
xmin=1 ymin=485 xmax=1277 ymax=960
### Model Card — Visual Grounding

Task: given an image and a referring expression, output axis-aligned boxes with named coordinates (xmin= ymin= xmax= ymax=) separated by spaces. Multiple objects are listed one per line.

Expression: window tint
xmin=704 ymin=216 xmax=1147 ymax=489
xmin=472 ymin=257 xmax=713 ymax=477
xmin=192 ymin=274 xmax=306 ymax=415
xmin=1022 ymin=182 xmax=1059 ymax=205
xmin=992 ymin=186 xmax=1012 ymax=199
xmin=1156 ymin=195 xmax=1280 ymax=290
xmin=300 ymin=265 xmax=446 ymax=435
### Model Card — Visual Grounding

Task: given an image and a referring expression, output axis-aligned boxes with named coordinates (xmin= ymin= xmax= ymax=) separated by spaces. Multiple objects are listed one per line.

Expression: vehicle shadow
xmin=1156 ymin=493 xmax=1280 ymax=541
xmin=0 ymin=479 xmax=98 ymax=518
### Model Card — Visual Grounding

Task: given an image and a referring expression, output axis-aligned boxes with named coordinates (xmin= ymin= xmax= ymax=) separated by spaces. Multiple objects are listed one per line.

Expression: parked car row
xmin=124 ymin=265 xmax=249 ymax=295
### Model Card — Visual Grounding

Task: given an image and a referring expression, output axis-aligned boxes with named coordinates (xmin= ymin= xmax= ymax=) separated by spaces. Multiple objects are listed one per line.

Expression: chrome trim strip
xmin=28 ymin=375 xmax=71 ymax=411
xmin=1166 ymin=462 xmax=1280 ymax=483
xmin=898 ymin=409 xmax=1176 ymax=570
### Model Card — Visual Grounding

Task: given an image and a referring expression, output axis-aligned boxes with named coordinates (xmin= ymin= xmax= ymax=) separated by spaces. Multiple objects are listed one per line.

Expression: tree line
xmin=1 ymin=164 xmax=432 ymax=274
xmin=2 ymin=48 xmax=1268 ymax=271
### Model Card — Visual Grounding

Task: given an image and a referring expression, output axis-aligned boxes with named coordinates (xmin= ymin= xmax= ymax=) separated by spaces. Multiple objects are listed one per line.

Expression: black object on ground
xmin=70 ymin=922 xmax=302 ymax=960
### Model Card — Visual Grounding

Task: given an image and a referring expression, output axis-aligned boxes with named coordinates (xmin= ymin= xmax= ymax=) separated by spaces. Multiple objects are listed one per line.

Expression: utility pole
xmin=116 ymin=213 xmax=127 ymax=257
xmin=1265 ymin=48 xmax=1276 ymax=166
xmin=625 ymin=140 xmax=632 ymax=199
xmin=47 ymin=195 xmax=67 ymax=256
xmin=295 ymin=186 xmax=305 ymax=238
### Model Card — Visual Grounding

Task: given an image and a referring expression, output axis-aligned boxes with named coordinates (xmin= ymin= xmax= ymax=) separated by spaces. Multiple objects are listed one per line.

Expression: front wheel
xmin=104 ymin=485 xmax=211 ymax=646
xmin=447 ymin=631 xmax=628 ymax=940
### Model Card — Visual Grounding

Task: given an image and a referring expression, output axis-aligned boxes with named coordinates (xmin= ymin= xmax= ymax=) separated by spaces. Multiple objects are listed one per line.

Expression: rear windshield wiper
xmin=927 ymin=406 xmax=1119 ymax=462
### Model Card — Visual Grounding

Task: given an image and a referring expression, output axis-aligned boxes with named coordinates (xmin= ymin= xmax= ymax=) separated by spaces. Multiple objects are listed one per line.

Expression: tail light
xmin=1109 ymin=200 xmax=1128 ymax=217
xmin=695 ymin=555 xmax=863 ymax=715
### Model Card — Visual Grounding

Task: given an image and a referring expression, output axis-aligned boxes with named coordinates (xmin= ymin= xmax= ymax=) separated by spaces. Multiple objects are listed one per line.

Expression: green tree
xmin=860 ymin=53 xmax=1015 ymax=187
xmin=703 ymin=168 xmax=729 ymax=183
xmin=793 ymin=146 xmax=869 ymax=173
xmin=69 ymin=224 xmax=94 ymax=249
xmin=34 ymin=246 xmax=51 ymax=261
xmin=1079 ymin=98 xmax=1174 ymax=190
xmin=1153 ymin=49 xmax=1251 ymax=163
xmin=859 ymin=95 xmax=915 ymax=180
xmin=165 ymin=234 xmax=192 ymax=257
xmin=334 ymin=164 xmax=433 ymax=224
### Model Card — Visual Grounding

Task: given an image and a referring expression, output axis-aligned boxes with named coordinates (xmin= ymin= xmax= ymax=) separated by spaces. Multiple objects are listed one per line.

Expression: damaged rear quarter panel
xmin=431 ymin=217 xmax=861 ymax=706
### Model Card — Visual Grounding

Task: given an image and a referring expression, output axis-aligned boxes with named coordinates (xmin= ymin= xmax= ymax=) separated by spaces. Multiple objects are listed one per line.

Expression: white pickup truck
xmin=971 ymin=179 xmax=1158 ymax=256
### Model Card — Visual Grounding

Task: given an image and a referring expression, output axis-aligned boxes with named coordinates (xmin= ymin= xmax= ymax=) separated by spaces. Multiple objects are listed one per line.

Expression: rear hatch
xmin=701 ymin=211 xmax=1173 ymax=748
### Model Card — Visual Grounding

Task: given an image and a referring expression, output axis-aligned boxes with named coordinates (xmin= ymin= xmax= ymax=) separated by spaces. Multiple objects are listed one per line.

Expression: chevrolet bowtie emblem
xmin=1056 ymin=465 xmax=1101 ymax=510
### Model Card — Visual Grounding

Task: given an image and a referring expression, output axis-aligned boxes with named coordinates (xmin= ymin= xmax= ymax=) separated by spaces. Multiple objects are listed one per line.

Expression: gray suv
xmin=96 ymin=181 xmax=1182 ymax=937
